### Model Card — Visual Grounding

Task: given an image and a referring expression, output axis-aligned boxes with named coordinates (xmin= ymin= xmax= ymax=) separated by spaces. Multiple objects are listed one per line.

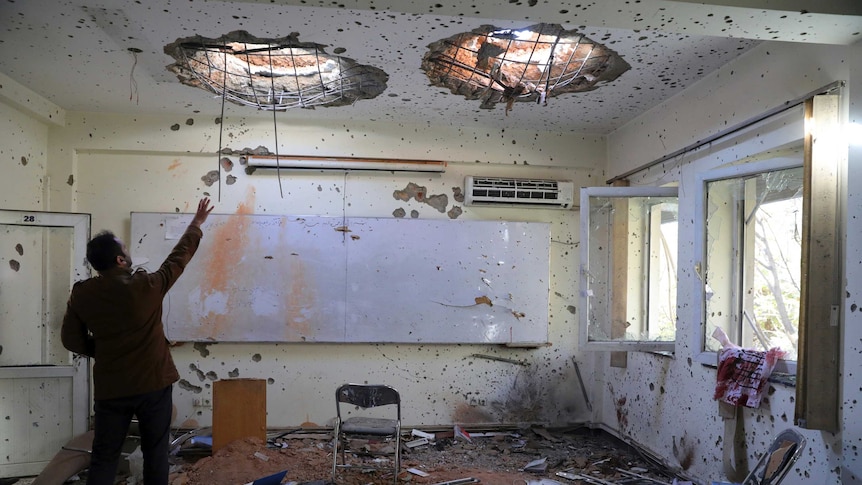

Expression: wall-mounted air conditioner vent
xmin=464 ymin=176 xmax=575 ymax=209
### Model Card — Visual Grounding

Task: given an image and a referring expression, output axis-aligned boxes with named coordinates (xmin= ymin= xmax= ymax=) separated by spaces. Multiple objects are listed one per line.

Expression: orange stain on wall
xmin=198 ymin=187 xmax=256 ymax=338
xmin=284 ymin=257 xmax=313 ymax=339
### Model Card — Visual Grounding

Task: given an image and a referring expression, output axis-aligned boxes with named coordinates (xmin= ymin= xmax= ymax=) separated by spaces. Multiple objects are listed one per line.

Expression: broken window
xmin=164 ymin=30 xmax=388 ymax=110
xmin=421 ymin=23 xmax=630 ymax=112
xmin=701 ymin=162 xmax=803 ymax=363
xmin=579 ymin=186 xmax=679 ymax=352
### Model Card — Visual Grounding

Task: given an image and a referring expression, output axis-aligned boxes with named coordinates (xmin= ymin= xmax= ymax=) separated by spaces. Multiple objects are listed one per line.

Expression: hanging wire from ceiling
xmin=127 ymin=47 xmax=142 ymax=105
xmin=421 ymin=23 xmax=630 ymax=114
xmin=266 ymin=44 xmax=284 ymax=198
xmin=216 ymin=46 xmax=228 ymax=203
xmin=164 ymin=31 xmax=388 ymax=111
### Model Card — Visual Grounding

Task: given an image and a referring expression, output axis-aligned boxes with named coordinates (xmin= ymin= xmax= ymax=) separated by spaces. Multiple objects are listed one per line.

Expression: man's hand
xmin=189 ymin=197 xmax=214 ymax=228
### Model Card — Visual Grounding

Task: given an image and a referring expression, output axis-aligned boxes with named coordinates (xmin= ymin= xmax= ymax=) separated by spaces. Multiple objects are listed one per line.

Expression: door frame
xmin=0 ymin=209 xmax=90 ymax=476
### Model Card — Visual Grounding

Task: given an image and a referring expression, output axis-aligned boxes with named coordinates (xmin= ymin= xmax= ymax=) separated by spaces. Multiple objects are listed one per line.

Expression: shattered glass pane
xmin=703 ymin=166 xmax=802 ymax=360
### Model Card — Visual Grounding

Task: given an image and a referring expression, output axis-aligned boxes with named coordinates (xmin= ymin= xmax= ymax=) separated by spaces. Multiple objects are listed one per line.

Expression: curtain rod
xmin=606 ymin=80 xmax=845 ymax=185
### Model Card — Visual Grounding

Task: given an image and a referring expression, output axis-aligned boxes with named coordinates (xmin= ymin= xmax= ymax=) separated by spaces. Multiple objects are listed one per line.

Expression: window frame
xmin=579 ymin=185 xmax=679 ymax=352
xmin=692 ymin=157 xmax=803 ymax=373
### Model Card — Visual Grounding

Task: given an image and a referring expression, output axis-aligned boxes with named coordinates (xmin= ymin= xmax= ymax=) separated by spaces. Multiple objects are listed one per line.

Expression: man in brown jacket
xmin=62 ymin=198 xmax=213 ymax=485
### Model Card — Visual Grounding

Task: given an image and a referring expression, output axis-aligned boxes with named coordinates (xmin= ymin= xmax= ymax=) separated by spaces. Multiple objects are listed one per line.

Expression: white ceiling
xmin=1 ymin=0 xmax=860 ymax=134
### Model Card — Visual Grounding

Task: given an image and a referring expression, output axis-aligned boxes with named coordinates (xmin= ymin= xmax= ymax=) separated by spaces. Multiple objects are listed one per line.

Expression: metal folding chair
xmin=741 ymin=428 xmax=806 ymax=485
xmin=331 ymin=383 xmax=401 ymax=484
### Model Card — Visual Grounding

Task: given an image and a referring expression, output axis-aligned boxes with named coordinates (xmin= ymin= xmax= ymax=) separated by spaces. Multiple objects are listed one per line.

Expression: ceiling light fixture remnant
xmin=164 ymin=30 xmax=388 ymax=110
xmin=421 ymin=23 xmax=630 ymax=113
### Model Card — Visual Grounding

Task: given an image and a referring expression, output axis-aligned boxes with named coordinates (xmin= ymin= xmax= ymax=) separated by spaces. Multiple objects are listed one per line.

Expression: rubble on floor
xmin=167 ymin=425 xmax=682 ymax=485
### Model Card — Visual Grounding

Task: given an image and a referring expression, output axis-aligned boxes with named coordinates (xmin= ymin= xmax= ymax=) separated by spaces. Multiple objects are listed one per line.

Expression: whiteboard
xmin=130 ymin=213 xmax=550 ymax=344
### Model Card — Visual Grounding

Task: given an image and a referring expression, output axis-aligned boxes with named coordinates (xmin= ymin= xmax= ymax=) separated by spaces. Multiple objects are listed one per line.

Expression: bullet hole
xmin=566 ymin=305 xmax=576 ymax=314
xmin=252 ymin=353 xmax=262 ymax=362
xmin=189 ymin=364 xmax=206 ymax=381
xmin=220 ymin=157 xmax=234 ymax=172
xmin=852 ymin=303 xmax=858 ymax=312
xmin=228 ymin=368 xmax=240 ymax=378
xmin=317 ymin=185 xmax=323 ymax=192
xmin=177 ymin=379 xmax=203 ymax=393
xmin=170 ymin=123 xmax=181 ymax=131
xmin=0 ymin=345 xmax=3 ymax=355
xmin=186 ymin=118 xmax=195 ymax=126
xmin=649 ymin=383 xmax=655 ymax=391
xmin=410 ymin=210 xmax=419 ymax=218
xmin=427 ymin=194 xmax=448 ymax=212
xmin=226 ymin=175 xmax=237 ymax=185
xmin=452 ymin=186 xmax=464 ymax=203
xmin=205 ymin=371 xmax=218 ymax=380
xmin=15 ymin=244 xmax=23 ymax=256
xmin=267 ymin=378 xmax=275 ymax=385
xmin=393 ymin=207 xmax=406 ymax=218
xmin=201 ymin=170 xmax=220 ymax=186
xmin=9 ymin=260 xmax=20 ymax=272
xmin=239 ymin=156 xmax=248 ymax=165
xmin=393 ymin=182 xmax=427 ymax=202
xmin=20 ymin=156 xmax=27 ymax=166
xmin=447 ymin=205 xmax=462 ymax=219
xmin=193 ymin=342 xmax=211 ymax=358
xmin=245 ymin=166 xmax=257 ymax=175
xmin=215 ymin=117 xmax=222 ymax=125
xmin=333 ymin=47 xmax=346 ymax=54
xmin=67 ymin=175 xmax=74 ymax=186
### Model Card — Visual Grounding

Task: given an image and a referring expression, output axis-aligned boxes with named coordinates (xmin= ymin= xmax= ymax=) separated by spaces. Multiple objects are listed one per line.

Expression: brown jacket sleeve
xmin=61 ymin=288 xmax=96 ymax=357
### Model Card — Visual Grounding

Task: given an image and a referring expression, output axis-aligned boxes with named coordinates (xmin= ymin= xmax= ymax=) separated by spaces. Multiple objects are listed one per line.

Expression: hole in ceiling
xmin=421 ymin=23 xmax=630 ymax=112
xmin=164 ymin=30 xmax=388 ymax=110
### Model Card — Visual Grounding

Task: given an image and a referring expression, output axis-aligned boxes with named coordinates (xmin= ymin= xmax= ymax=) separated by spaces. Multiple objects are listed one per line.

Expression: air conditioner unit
xmin=464 ymin=176 xmax=576 ymax=209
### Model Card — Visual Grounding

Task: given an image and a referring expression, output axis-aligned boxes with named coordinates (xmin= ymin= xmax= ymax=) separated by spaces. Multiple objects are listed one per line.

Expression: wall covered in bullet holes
xmin=3 ymin=39 xmax=862 ymax=484
xmin=42 ymin=110 xmax=600 ymax=431
xmin=600 ymin=41 xmax=862 ymax=484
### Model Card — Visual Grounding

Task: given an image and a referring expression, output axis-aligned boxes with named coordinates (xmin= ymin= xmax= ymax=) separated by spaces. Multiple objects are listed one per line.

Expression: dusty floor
xmin=169 ymin=426 xmax=678 ymax=485
xmin=7 ymin=426 xmax=680 ymax=485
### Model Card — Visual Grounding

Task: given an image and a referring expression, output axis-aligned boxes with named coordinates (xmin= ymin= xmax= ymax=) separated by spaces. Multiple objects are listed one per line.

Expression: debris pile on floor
xmin=166 ymin=426 xmax=679 ymax=485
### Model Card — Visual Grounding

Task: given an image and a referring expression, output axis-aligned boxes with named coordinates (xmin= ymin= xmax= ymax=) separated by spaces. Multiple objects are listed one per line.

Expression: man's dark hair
xmin=86 ymin=231 xmax=123 ymax=272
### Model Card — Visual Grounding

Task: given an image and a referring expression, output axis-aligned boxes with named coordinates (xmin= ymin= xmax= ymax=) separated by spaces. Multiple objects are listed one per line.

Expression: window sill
xmin=695 ymin=351 xmax=797 ymax=387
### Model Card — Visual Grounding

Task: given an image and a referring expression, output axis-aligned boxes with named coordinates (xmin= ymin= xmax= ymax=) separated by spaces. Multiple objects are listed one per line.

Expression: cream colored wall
xmin=47 ymin=111 xmax=602 ymax=430
xmin=604 ymin=41 xmax=862 ymax=484
xmin=0 ymin=103 xmax=49 ymax=210
xmin=0 ymin=71 xmax=66 ymax=210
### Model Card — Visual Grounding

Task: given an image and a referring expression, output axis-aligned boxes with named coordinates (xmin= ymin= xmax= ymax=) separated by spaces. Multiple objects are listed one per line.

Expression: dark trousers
xmin=87 ymin=385 xmax=173 ymax=485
